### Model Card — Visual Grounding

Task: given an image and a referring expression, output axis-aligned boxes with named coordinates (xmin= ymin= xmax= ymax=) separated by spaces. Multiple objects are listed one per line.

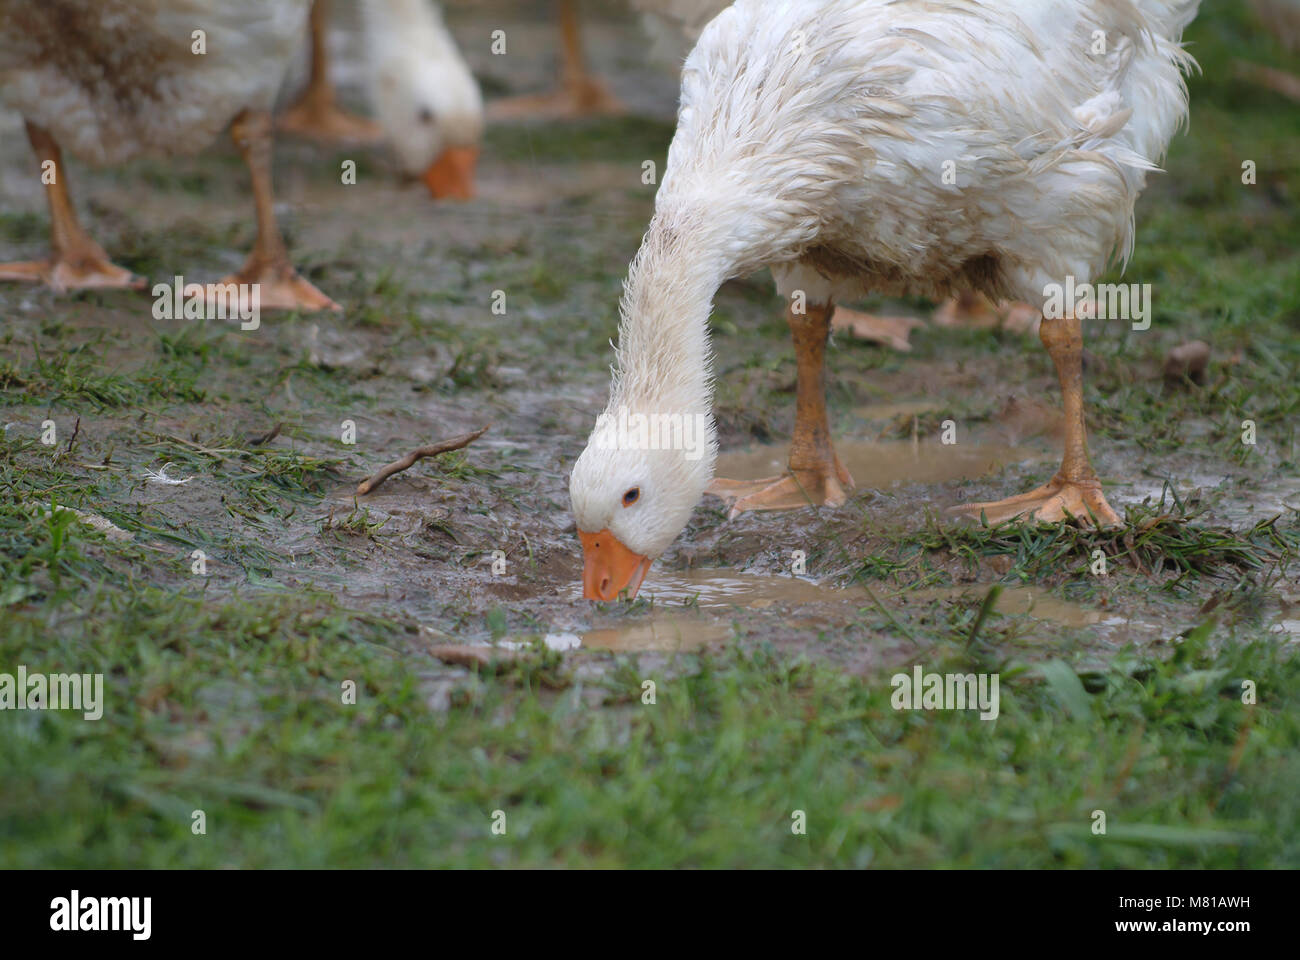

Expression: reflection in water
xmin=547 ymin=573 xmax=1137 ymax=652
xmin=551 ymin=570 xmax=825 ymax=651
xmin=562 ymin=569 xmax=836 ymax=609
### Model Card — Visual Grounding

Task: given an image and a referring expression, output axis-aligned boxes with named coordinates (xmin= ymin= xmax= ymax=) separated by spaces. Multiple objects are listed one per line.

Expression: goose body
xmin=0 ymin=0 xmax=336 ymax=308
xmin=571 ymin=0 xmax=1200 ymax=600
xmin=0 ymin=0 xmax=309 ymax=165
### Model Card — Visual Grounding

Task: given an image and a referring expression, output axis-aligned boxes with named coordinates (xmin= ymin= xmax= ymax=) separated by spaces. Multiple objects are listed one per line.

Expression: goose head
xmin=365 ymin=1 xmax=483 ymax=200
xmin=374 ymin=64 xmax=482 ymax=199
xmin=569 ymin=409 xmax=717 ymax=601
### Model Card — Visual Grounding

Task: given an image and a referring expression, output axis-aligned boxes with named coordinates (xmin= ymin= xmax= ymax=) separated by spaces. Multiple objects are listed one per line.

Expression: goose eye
xmin=622 ymin=487 xmax=640 ymax=506
xmin=417 ymin=106 xmax=435 ymax=124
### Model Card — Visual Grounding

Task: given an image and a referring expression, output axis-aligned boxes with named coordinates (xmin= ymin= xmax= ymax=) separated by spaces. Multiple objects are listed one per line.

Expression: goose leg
xmin=707 ymin=301 xmax=854 ymax=517
xmin=278 ymin=0 xmax=382 ymax=143
xmin=216 ymin=109 xmax=339 ymax=313
xmin=488 ymin=0 xmax=623 ymax=120
xmin=948 ymin=312 xmax=1121 ymax=527
xmin=0 ymin=122 xmax=145 ymax=291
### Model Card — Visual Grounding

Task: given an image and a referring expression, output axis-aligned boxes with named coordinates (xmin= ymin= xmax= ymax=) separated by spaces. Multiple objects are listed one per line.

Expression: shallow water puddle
xmin=715 ymin=437 xmax=1045 ymax=490
xmin=541 ymin=617 xmax=733 ymax=652
xmin=903 ymin=585 xmax=1123 ymax=630
xmin=621 ymin=569 xmax=834 ymax=608
xmin=541 ymin=569 xmax=843 ymax=651
xmin=544 ymin=573 xmax=1129 ymax=652
xmin=1113 ymin=473 xmax=1300 ymax=527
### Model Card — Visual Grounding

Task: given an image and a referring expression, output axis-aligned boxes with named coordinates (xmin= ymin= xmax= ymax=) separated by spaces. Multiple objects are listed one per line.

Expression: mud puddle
xmin=562 ymin=569 xmax=834 ymax=609
xmin=715 ymin=437 xmax=1048 ymax=490
xmin=540 ymin=571 xmax=1137 ymax=654
xmin=538 ymin=618 xmax=732 ymax=653
xmin=1111 ymin=472 xmax=1300 ymax=529
xmin=538 ymin=570 xmax=834 ymax=651
xmin=902 ymin=585 xmax=1125 ymax=630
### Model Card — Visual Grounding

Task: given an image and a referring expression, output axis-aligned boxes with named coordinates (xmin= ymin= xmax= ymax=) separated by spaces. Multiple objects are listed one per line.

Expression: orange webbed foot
xmin=948 ymin=476 xmax=1122 ymax=528
xmin=0 ymin=253 xmax=146 ymax=292
xmin=707 ymin=457 xmax=853 ymax=519
xmin=216 ymin=261 xmax=340 ymax=314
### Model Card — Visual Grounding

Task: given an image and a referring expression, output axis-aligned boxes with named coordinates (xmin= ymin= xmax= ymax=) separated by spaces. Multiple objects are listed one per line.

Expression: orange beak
xmin=579 ymin=528 xmax=652 ymax=602
xmin=422 ymin=145 xmax=478 ymax=200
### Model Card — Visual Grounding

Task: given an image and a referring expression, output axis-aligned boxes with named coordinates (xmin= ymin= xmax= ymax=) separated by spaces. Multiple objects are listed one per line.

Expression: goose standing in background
xmin=570 ymin=0 xmax=1200 ymax=601
xmin=281 ymin=0 xmax=483 ymax=199
xmin=361 ymin=0 xmax=483 ymax=199
xmin=0 ymin=0 xmax=337 ymax=310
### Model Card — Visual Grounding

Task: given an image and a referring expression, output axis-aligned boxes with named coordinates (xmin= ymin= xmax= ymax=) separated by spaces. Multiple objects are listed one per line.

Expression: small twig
xmin=1107 ymin=722 xmax=1146 ymax=801
xmin=1210 ymin=710 xmax=1255 ymax=814
xmin=248 ymin=422 xmax=283 ymax=446
xmin=356 ymin=425 xmax=490 ymax=496
xmin=63 ymin=416 xmax=81 ymax=455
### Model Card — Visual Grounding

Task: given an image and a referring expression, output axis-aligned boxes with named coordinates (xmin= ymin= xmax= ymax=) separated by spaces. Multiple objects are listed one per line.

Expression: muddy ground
xmin=1 ymin=1 xmax=1298 ymax=867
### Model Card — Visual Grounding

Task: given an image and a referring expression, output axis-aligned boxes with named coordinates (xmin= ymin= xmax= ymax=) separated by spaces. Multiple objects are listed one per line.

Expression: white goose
xmin=0 ymin=0 xmax=336 ymax=310
xmin=360 ymin=0 xmax=484 ymax=199
xmin=570 ymin=0 xmax=1200 ymax=601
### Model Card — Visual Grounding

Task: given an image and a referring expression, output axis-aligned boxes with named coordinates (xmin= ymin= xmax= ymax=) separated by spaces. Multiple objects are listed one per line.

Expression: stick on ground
xmin=356 ymin=425 xmax=490 ymax=496
xmin=248 ymin=422 xmax=284 ymax=446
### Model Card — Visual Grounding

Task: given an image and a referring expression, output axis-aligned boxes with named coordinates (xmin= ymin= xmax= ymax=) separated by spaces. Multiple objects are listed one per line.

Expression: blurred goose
xmin=0 ymin=0 xmax=336 ymax=310
xmin=282 ymin=0 xmax=483 ymax=198
xmin=570 ymin=0 xmax=1200 ymax=601
xmin=361 ymin=0 xmax=483 ymax=199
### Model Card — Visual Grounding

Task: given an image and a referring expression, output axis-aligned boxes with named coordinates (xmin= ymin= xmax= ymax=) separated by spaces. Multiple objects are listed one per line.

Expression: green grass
xmin=2 ymin=565 xmax=1294 ymax=867
xmin=854 ymin=492 xmax=1299 ymax=594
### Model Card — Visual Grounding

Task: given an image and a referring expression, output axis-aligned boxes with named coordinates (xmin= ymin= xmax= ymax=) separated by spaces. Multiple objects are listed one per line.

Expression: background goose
xmin=282 ymin=0 xmax=483 ymax=198
xmin=360 ymin=0 xmax=483 ymax=199
xmin=569 ymin=0 xmax=1201 ymax=601
xmin=0 ymin=0 xmax=336 ymax=310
